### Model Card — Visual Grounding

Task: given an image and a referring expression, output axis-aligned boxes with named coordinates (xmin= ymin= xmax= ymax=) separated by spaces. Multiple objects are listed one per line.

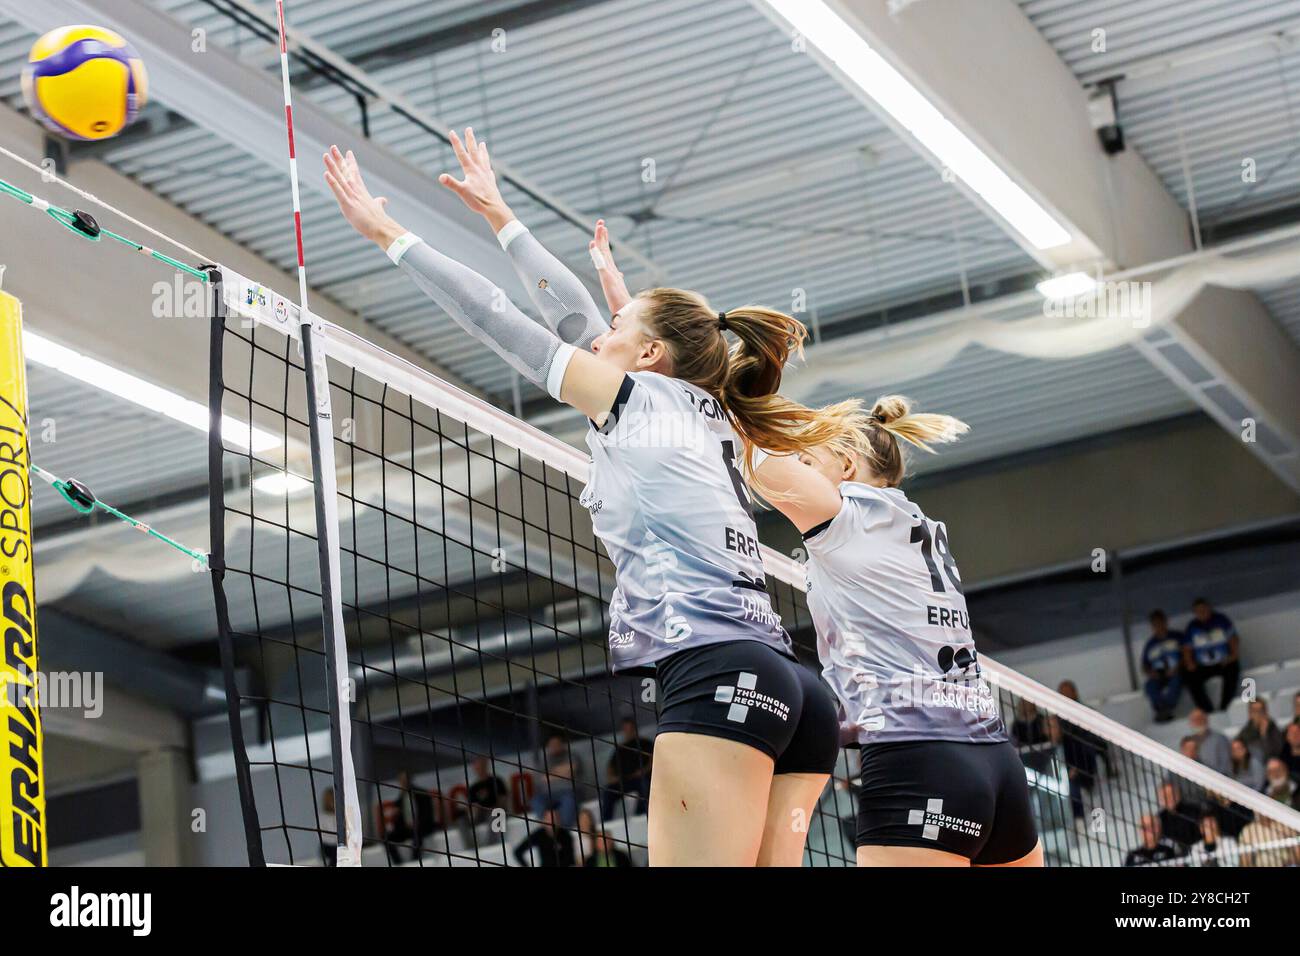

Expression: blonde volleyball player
xmin=747 ymin=404 xmax=1043 ymax=867
xmin=590 ymin=226 xmax=1043 ymax=868
xmin=323 ymin=131 xmax=840 ymax=866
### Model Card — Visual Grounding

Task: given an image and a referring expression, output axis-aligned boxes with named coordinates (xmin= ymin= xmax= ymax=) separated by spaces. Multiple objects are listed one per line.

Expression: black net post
xmin=206 ymin=268 xmax=265 ymax=867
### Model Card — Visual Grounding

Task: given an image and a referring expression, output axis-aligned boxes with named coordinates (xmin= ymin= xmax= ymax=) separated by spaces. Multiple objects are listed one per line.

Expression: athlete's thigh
xmin=647 ymin=731 xmax=774 ymax=866
xmin=973 ymin=840 xmax=1044 ymax=867
xmin=757 ymin=666 xmax=840 ymax=866
xmin=857 ymin=843 xmax=970 ymax=867
xmin=757 ymin=772 xmax=830 ymax=867
xmin=650 ymin=641 xmax=804 ymax=865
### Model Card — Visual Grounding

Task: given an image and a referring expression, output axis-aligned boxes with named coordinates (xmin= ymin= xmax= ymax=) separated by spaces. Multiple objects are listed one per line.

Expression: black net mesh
xmin=208 ymin=303 xmax=330 ymax=867
xmin=209 ymin=307 xmax=1299 ymax=868
xmin=997 ymin=684 xmax=1300 ymax=867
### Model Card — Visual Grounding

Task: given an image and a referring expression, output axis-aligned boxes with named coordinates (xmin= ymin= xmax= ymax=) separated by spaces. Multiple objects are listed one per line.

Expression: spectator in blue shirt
xmin=1140 ymin=609 xmax=1184 ymax=722
xmin=1181 ymin=598 xmax=1240 ymax=712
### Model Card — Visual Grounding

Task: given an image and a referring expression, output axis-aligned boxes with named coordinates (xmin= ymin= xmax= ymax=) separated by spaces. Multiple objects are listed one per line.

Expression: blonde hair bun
xmin=868 ymin=394 xmax=969 ymax=458
xmin=869 ymin=395 xmax=911 ymax=425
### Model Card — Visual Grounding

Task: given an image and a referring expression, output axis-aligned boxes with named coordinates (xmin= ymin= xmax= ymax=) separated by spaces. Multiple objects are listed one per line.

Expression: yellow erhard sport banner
xmin=0 ymin=289 xmax=44 ymax=866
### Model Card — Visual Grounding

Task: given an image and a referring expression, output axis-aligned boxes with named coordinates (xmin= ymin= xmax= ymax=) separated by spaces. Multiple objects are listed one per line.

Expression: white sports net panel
xmin=209 ymin=273 xmax=1300 ymax=867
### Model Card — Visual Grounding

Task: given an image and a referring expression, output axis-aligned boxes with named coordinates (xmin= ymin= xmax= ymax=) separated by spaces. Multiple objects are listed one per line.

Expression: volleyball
xmin=20 ymin=25 xmax=148 ymax=141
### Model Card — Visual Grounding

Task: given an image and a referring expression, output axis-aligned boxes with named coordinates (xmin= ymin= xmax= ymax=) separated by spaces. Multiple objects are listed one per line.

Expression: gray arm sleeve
xmin=394 ymin=238 xmax=574 ymax=397
xmin=500 ymin=224 xmax=610 ymax=350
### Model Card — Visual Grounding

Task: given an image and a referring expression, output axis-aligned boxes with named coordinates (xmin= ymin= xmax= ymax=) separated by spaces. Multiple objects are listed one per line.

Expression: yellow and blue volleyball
xmin=20 ymin=25 xmax=148 ymax=141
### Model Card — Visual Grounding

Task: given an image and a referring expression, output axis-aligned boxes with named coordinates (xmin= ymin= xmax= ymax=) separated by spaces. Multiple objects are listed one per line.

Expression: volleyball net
xmin=207 ymin=266 xmax=1300 ymax=868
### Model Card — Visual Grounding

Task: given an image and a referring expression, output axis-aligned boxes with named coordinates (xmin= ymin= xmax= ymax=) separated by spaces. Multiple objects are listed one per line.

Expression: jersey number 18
xmin=910 ymin=520 xmax=964 ymax=596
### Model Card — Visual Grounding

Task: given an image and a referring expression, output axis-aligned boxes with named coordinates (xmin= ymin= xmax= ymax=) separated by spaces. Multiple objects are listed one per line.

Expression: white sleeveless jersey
xmin=803 ymin=482 xmax=1006 ymax=745
xmin=580 ymin=372 xmax=793 ymax=673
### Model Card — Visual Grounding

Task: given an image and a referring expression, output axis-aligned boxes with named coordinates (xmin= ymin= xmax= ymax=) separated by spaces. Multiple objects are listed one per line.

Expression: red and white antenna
xmin=272 ymin=0 xmax=362 ymax=868
xmin=275 ymin=0 xmax=311 ymax=323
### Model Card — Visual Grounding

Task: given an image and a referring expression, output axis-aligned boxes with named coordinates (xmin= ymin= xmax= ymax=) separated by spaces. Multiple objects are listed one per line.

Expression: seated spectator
xmin=1264 ymin=758 xmax=1300 ymax=810
xmin=1237 ymin=699 xmax=1284 ymax=760
xmin=1140 ymin=610 xmax=1184 ymax=722
xmin=1157 ymin=781 xmax=1203 ymax=849
xmin=397 ymin=770 xmax=437 ymax=848
xmin=1012 ymin=699 xmax=1051 ymax=746
xmin=1188 ymin=708 xmax=1232 ymax=777
xmin=573 ymin=805 xmax=636 ymax=867
xmin=600 ymin=717 xmax=653 ymax=819
xmin=1123 ymin=814 xmax=1184 ymax=867
xmin=1187 ymin=812 xmax=1238 ymax=867
xmin=529 ymin=734 xmax=580 ymax=828
xmin=378 ymin=773 xmax=442 ymax=865
xmin=379 ymin=794 xmax=414 ymax=865
xmin=1237 ymin=819 xmax=1294 ymax=867
xmin=512 ymin=808 xmax=575 ymax=867
xmin=1181 ymin=598 xmax=1240 ymax=712
xmin=1053 ymin=680 xmax=1110 ymax=820
xmin=1011 ymin=700 xmax=1053 ymax=772
xmin=467 ymin=756 xmax=507 ymax=823
xmin=583 ymin=830 xmax=633 ymax=868
xmin=1283 ymin=723 xmax=1300 ymax=780
xmin=574 ymin=806 xmax=599 ymax=862
xmin=1291 ymin=691 xmax=1300 ymax=728
xmin=1229 ymin=738 xmax=1265 ymax=791
xmin=1206 ymin=789 xmax=1253 ymax=841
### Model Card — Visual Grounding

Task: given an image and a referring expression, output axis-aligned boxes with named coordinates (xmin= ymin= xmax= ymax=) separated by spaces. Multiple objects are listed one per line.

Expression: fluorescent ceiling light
xmin=252 ymin=472 xmax=311 ymax=495
xmin=1036 ymin=271 xmax=1098 ymax=300
xmin=23 ymin=330 xmax=279 ymax=453
xmin=759 ymin=1 xmax=1072 ymax=251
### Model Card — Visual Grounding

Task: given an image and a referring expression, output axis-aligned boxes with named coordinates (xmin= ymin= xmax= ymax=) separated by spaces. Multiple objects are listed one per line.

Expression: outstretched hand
xmin=590 ymin=219 xmax=632 ymax=314
xmin=439 ymin=127 xmax=513 ymax=232
xmin=323 ymin=145 xmax=402 ymax=248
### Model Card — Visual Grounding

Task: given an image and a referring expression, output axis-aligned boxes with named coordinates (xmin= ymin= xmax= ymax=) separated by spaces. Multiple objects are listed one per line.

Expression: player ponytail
xmin=716 ymin=304 xmax=849 ymax=457
xmin=821 ymin=394 xmax=969 ymax=487
xmin=720 ymin=387 xmax=967 ymax=496
xmin=637 ymin=290 xmax=845 ymax=468
xmin=634 ymin=292 xmax=968 ymax=490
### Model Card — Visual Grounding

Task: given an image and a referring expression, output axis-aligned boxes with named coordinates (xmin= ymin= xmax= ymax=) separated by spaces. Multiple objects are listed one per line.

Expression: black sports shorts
xmin=655 ymin=640 xmax=840 ymax=775
xmin=855 ymin=738 xmax=1038 ymax=864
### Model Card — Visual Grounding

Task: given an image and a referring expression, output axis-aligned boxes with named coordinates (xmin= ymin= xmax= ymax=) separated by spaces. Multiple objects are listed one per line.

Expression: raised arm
xmin=323 ymin=144 xmax=622 ymax=424
xmin=437 ymin=127 xmax=609 ymax=349
xmin=498 ymin=223 xmax=609 ymax=348
xmin=751 ymin=452 xmax=842 ymax=534
xmin=589 ymin=218 xmax=634 ymax=315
